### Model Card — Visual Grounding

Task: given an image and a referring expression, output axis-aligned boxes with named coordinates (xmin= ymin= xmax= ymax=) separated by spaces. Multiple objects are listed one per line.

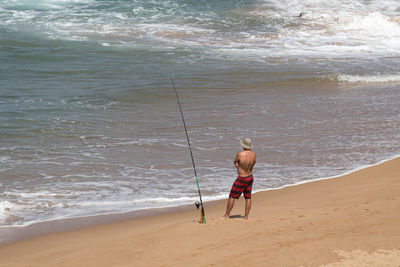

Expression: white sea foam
xmin=0 ymin=156 xmax=10 ymax=163
xmin=337 ymin=73 xmax=400 ymax=83
xmin=0 ymin=200 xmax=15 ymax=212
xmin=0 ymin=200 xmax=27 ymax=222
xmin=246 ymin=2 xmax=400 ymax=59
xmin=2 ymin=0 xmax=399 ymax=61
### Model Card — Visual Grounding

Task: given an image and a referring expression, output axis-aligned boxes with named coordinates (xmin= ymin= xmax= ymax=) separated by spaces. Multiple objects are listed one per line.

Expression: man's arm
xmin=234 ymin=152 xmax=241 ymax=168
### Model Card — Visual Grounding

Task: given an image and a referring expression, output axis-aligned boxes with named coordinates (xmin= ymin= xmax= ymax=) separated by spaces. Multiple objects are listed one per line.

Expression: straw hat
xmin=240 ymin=138 xmax=254 ymax=149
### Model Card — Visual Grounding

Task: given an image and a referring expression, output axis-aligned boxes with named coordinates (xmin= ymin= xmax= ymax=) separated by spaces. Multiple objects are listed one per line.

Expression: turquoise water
xmin=1 ymin=0 xmax=400 ymax=227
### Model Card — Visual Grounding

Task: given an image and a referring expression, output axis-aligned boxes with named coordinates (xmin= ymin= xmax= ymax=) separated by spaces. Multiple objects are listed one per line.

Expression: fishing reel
xmin=195 ymin=201 xmax=205 ymax=224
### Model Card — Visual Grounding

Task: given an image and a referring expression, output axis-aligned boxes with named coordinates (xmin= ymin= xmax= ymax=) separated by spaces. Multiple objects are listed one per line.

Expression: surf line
xmin=169 ymin=73 xmax=206 ymax=224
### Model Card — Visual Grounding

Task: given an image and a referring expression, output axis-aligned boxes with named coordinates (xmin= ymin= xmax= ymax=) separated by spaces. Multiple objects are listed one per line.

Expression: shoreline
xmin=0 ymin=203 xmax=196 ymax=246
xmin=1 ymin=154 xmax=399 ymax=247
xmin=254 ymin=154 xmax=400 ymax=193
xmin=0 ymin=156 xmax=399 ymax=266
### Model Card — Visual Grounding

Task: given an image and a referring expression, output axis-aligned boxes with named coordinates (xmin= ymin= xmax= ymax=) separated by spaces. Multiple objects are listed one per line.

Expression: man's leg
xmin=223 ymin=197 xmax=235 ymax=218
xmin=244 ymin=198 xmax=251 ymax=219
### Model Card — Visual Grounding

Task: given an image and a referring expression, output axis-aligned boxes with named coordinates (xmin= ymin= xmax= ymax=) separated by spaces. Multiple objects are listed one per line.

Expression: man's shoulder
xmin=238 ymin=150 xmax=255 ymax=156
xmin=237 ymin=150 xmax=247 ymax=156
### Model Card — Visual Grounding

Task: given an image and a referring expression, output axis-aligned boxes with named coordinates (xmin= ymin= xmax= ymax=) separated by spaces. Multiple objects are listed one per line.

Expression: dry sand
xmin=0 ymin=157 xmax=399 ymax=266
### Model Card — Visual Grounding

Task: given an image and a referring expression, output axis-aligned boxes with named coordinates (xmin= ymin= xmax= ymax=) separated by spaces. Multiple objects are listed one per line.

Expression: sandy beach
xmin=1 ymin=157 xmax=399 ymax=266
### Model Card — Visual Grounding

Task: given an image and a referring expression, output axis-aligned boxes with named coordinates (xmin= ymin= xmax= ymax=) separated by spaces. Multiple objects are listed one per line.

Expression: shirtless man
xmin=223 ymin=138 xmax=256 ymax=219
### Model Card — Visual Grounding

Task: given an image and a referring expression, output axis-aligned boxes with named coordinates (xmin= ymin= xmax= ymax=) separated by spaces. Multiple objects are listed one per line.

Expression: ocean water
xmin=0 ymin=0 xmax=399 ymax=228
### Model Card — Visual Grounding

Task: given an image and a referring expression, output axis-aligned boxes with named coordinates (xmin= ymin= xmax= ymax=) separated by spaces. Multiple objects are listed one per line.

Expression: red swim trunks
xmin=229 ymin=175 xmax=253 ymax=199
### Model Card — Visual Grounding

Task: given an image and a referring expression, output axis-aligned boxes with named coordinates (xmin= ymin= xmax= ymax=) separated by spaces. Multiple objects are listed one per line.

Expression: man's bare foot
xmin=222 ymin=215 xmax=229 ymax=219
xmin=243 ymin=216 xmax=249 ymax=220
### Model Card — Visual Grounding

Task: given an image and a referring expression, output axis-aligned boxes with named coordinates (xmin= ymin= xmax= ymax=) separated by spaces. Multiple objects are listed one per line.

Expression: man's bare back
xmin=234 ymin=149 xmax=256 ymax=177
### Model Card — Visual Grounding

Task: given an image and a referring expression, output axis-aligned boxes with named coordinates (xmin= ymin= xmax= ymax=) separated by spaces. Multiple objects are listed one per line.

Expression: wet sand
xmin=0 ymin=157 xmax=399 ymax=266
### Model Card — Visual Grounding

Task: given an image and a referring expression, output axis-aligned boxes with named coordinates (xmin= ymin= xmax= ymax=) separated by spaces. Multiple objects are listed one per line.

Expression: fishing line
xmin=169 ymin=73 xmax=206 ymax=224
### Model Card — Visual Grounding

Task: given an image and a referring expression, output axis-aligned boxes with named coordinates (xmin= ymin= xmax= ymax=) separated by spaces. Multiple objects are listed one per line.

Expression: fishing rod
xmin=169 ymin=73 xmax=206 ymax=224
